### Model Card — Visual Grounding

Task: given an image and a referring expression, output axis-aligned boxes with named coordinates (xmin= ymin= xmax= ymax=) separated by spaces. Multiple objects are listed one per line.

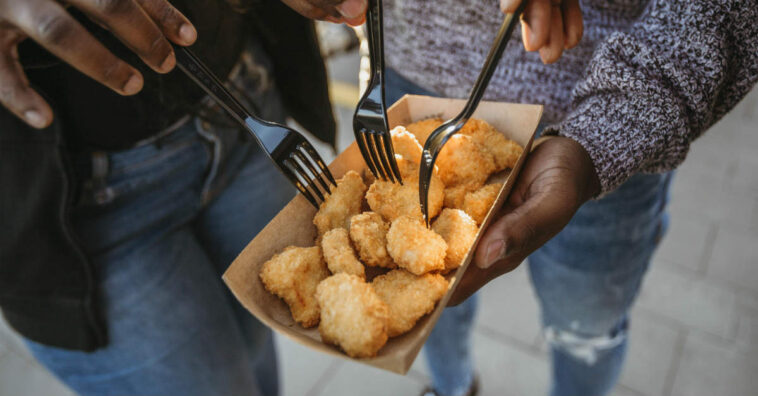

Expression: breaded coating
xmin=386 ymin=216 xmax=447 ymax=275
xmin=259 ymin=246 xmax=330 ymax=328
xmin=432 ymin=209 xmax=479 ymax=271
xmin=391 ymin=126 xmax=423 ymax=163
xmin=443 ymin=183 xmax=472 ymax=209
xmin=462 ymin=183 xmax=502 ymax=225
xmin=321 ymin=228 xmax=365 ymax=278
xmin=372 ymin=269 xmax=449 ymax=337
xmin=316 ymin=274 xmax=389 ymax=358
xmin=313 ymin=170 xmax=367 ymax=237
xmin=406 ymin=118 xmax=443 ymax=144
xmin=435 ymin=134 xmax=496 ymax=188
xmin=349 ymin=212 xmax=394 ymax=268
xmin=459 ymin=119 xmax=523 ymax=171
xmin=361 ymin=167 xmax=376 ymax=186
xmin=366 ymin=175 xmax=444 ymax=223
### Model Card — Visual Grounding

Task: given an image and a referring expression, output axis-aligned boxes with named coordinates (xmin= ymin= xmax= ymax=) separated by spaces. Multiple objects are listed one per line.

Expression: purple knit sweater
xmin=383 ymin=0 xmax=758 ymax=194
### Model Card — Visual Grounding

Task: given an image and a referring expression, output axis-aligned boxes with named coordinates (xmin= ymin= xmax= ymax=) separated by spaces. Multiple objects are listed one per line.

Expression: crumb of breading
xmin=406 ymin=118 xmax=443 ymax=144
xmin=391 ymin=126 xmax=423 ymax=163
xmin=316 ymin=273 xmax=389 ymax=358
xmin=260 ymin=246 xmax=330 ymax=328
xmin=313 ymin=170 xmax=366 ymax=237
xmin=435 ymin=134 xmax=496 ymax=188
xmin=321 ymin=228 xmax=365 ymax=278
xmin=443 ymin=183 xmax=471 ymax=209
xmin=459 ymin=119 xmax=523 ymax=171
xmin=462 ymin=183 xmax=502 ymax=225
xmin=432 ymin=209 xmax=479 ymax=271
xmin=372 ymin=269 xmax=449 ymax=337
xmin=366 ymin=175 xmax=444 ymax=223
xmin=386 ymin=216 xmax=447 ymax=275
xmin=349 ymin=212 xmax=394 ymax=268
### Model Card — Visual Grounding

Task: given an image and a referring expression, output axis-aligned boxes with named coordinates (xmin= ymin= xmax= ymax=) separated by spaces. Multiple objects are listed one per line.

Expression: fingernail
xmin=122 ymin=74 xmax=143 ymax=95
xmin=480 ymin=240 xmax=505 ymax=269
xmin=179 ymin=24 xmax=197 ymax=44
xmin=24 ymin=110 xmax=46 ymax=129
xmin=160 ymin=51 xmax=176 ymax=71
xmin=337 ymin=0 xmax=366 ymax=19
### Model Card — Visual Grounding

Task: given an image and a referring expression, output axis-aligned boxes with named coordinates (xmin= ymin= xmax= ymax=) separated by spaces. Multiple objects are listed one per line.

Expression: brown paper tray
xmin=223 ymin=94 xmax=542 ymax=374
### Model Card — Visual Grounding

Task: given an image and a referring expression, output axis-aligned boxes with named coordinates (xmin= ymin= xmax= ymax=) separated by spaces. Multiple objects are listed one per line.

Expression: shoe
xmin=419 ymin=374 xmax=479 ymax=396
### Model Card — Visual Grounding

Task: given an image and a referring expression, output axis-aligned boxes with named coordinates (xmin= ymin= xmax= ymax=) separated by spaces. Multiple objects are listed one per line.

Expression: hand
xmin=501 ymin=0 xmax=583 ymax=64
xmin=448 ymin=136 xmax=600 ymax=306
xmin=0 ymin=0 xmax=197 ymax=129
xmin=279 ymin=0 xmax=367 ymax=26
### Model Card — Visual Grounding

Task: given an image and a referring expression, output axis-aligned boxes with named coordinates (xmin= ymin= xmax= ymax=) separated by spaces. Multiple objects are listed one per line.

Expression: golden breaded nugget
xmin=443 ymin=183 xmax=471 ymax=209
xmin=321 ymin=228 xmax=365 ymax=278
xmin=259 ymin=246 xmax=330 ymax=328
xmin=406 ymin=118 xmax=443 ymax=144
xmin=313 ymin=170 xmax=366 ymax=237
xmin=366 ymin=176 xmax=444 ymax=223
xmin=436 ymin=134 xmax=496 ymax=188
xmin=349 ymin=212 xmax=394 ymax=268
xmin=386 ymin=216 xmax=447 ymax=275
xmin=316 ymin=273 xmax=389 ymax=358
xmin=391 ymin=126 xmax=423 ymax=163
xmin=372 ymin=269 xmax=449 ymax=337
xmin=460 ymin=119 xmax=523 ymax=171
xmin=432 ymin=209 xmax=479 ymax=271
xmin=462 ymin=183 xmax=502 ymax=225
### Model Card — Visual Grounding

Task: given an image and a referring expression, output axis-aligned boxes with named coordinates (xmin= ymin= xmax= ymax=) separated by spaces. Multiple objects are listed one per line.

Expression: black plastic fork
xmin=353 ymin=0 xmax=402 ymax=184
xmin=174 ymin=46 xmax=336 ymax=208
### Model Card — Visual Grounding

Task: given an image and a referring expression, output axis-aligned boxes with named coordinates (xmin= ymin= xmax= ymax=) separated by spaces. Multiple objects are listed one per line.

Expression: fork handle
xmin=459 ymin=1 xmax=527 ymax=119
xmin=365 ymin=0 xmax=385 ymax=82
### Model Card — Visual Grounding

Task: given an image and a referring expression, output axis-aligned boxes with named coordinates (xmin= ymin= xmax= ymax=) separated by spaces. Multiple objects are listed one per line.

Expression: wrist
xmin=538 ymin=135 xmax=601 ymax=202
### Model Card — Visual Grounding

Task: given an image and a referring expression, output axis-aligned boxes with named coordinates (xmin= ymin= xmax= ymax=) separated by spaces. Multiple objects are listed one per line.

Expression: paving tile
xmin=472 ymin=331 xmax=550 ymax=396
xmin=735 ymin=309 xmax=758 ymax=353
xmin=609 ymin=385 xmax=646 ymax=396
xmin=729 ymin=150 xmax=758 ymax=194
xmin=670 ymin=332 xmax=758 ymax=396
xmin=274 ymin=335 xmax=340 ymax=396
xmin=0 ymin=319 xmax=32 ymax=361
xmin=618 ymin=316 xmax=681 ymax=396
xmin=476 ymin=264 xmax=543 ymax=349
xmin=0 ymin=353 xmax=75 ymax=396
xmin=654 ymin=210 xmax=714 ymax=274
xmin=314 ymin=358 xmax=424 ymax=396
xmin=706 ymin=225 xmax=758 ymax=294
xmin=636 ymin=263 xmax=737 ymax=339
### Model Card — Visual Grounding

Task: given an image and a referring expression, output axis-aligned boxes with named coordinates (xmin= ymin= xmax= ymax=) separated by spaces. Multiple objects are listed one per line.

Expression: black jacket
xmin=0 ymin=1 xmax=335 ymax=351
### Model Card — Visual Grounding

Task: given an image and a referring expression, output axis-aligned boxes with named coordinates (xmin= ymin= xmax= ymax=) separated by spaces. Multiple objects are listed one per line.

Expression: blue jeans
xmin=23 ymin=118 xmax=295 ymax=396
xmin=386 ymin=69 xmax=672 ymax=396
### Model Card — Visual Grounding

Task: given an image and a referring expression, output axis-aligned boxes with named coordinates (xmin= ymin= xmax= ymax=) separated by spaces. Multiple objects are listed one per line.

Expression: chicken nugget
xmin=443 ymin=183 xmax=472 ymax=209
xmin=349 ymin=212 xmax=394 ymax=268
xmin=321 ymin=228 xmax=365 ymax=278
xmin=386 ymin=216 xmax=447 ymax=275
xmin=436 ymin=134 xmax=496 ymax=188
xmin=316 ymin=273 xmax=389 ymax=358
xmin=460 ymin=119 xmax=523 ymax=171
xmin=313 ymin=170 xmax=367 ymax=237
xmin=365 ymin=167 xmax=444 ymax=223
xmin=260 ymin=246 xmax=330 ymax=328
xmin=372 ymin=269 xmax=449 ymax=337
xmin=406 ymin=118 xmax=443 ymax=144
xmin=391 ymin=126 xmax=423 ymax=163
xmin=462 ymin=183 xmax=502 ymax=225
xmin=432 ymin=209 xmax=479 ymax=271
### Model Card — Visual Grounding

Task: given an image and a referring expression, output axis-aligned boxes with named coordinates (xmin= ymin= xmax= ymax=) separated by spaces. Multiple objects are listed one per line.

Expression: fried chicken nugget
xmin=321 ymin=228 xmax=365 ymax=278
xmin=432 ymin=209 xmax=479 ymax=271
xmin=349 ymin=212 xmax=394 ymax=268
xmin=316 ymin=273 xmax=389 ymax=358
xmin=459 ymin=119 xmax=523 ymax=171
xmin=259 ymin=246 xmax=330 ymax=328
xmin=365 ymin=160 xmax=444 ymax=223
xmin=443 ymin=183 xmax=472 ymax=209
xmin=386 ymin=216 xmax=447 ymax=275
xmin=406 ymin=118 xmax=443 ymax=144
xmin=313 ymin=170 xmax=367 ymax=237
xmin=391 ymin=126 xmax=423 ymax=163
xmin=462 ymin=183 xmax=502 ymax=225
xmin=372 ymin=269 xmax=449 ymax=337
xmin=435 ymin=134 xmax=496 ymax=188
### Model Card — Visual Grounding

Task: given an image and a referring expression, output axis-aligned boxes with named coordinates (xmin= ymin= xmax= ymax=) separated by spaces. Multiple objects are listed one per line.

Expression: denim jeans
xmin=23 ymin=117 xmax=296 ymax=396
xmin=385 ymin=68 xmax=672 ymax=396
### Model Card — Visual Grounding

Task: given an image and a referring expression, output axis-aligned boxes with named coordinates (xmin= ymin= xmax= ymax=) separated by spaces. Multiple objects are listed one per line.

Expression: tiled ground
xmin=1 ymin=50 xmax=757 ymax=396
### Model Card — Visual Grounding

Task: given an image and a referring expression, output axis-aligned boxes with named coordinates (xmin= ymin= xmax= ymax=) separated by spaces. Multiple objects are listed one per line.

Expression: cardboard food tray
xmin=223 ymin=94 xmax=542 ymax=374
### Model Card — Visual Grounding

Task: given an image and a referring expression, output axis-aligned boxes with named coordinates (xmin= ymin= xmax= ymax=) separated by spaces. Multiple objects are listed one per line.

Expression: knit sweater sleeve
xmin=542 ymin=0 xmax=758 ymax=194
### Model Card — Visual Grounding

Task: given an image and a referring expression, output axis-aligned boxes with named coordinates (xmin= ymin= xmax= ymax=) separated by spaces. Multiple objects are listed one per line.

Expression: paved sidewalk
xmin=1 ymin=51 xmax=756 ymax=396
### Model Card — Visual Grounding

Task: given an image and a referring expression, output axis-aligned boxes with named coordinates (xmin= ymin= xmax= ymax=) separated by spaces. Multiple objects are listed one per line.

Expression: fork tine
xmin=357 ymin=131 xmax=380 ymax=179
xmin=418 ymin=148 xmax=437 ymax=227
xmin=293 ymin=148 xmax=331 ymax=196
xmin=379 ymin=133 xmax=402 ymax=184
xmin=299 ymin=141 xmax=337 ymax=188
xmin=369 ymin=132 xmax=396 ymax=183
xmin=281 ymin=159 xmax=320 ymax=208
xmin=365 ymin=130 xmax=389 ymax=181
xmin=288 ymin=156 xmax=326 ymax=203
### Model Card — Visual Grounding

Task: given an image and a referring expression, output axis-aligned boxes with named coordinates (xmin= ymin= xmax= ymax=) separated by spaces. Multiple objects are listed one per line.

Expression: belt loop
xmin=91 ymin=151 xmax=115 ymax=204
